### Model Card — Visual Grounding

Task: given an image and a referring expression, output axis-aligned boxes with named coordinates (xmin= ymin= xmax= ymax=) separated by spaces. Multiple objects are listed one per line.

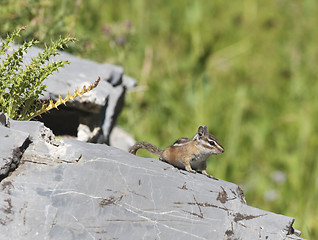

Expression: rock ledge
xmin=0 ymin=114 xmax=304 ymax=240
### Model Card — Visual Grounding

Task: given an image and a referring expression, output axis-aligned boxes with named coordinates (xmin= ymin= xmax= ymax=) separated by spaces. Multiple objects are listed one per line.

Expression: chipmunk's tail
xmin=129 ymin=142 xmax=163 ymax=157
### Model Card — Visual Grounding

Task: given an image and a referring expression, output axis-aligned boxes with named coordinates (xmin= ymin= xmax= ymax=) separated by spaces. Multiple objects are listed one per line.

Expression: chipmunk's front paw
xmin=185 ymin=165 xmax=196 ymax=174
xmin=202 ymin=170 xmax=218 ymax=180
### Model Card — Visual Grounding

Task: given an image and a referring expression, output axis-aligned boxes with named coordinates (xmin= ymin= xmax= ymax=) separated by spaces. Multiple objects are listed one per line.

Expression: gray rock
xmin=109 ymin=126 xmax=136 ymax=151
xmin=0 ymin=113 xmax=30 ymax=179
xmin=0 ymin=115 xmax=305 ymax=240
xmin=1 ymin=43 xmax=137 ymax=144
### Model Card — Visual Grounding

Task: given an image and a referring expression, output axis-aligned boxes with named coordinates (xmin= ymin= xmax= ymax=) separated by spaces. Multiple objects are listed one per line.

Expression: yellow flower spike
xmin=82 ymin=85 xmax=87 ymax=92
xmin=48 ymin=100 xmax=55 ymax=110
xmin=60 ymin=95 xmax=66 ymax=105
xmin=66 ymin=91 xmax=73 ymax=100
xmin=55 ymin=95 xmax=63 ymax=105
xmin=26 ymin=77 xmax=101 ymax=121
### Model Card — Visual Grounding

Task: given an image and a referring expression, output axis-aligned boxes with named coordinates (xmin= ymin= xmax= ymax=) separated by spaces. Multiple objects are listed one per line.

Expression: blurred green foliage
xmin=1 ymin=0 xmax=317 ymax=238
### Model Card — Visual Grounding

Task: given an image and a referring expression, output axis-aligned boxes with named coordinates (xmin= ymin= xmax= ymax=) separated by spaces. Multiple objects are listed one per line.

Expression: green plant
xmin=0 ymin=27 xmax=76 ymax=120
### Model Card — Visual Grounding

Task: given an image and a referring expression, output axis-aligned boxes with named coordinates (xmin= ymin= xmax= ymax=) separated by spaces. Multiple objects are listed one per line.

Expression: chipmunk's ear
xmin=203 ymin=125 xmax=209 ymax=133
xmin=198 ymin=126 xmax=205 ymax=139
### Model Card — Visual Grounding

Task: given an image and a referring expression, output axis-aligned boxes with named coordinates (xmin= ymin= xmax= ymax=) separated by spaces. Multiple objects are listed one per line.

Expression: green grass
xmin=2 ymin=0 xmax=318 ymax=238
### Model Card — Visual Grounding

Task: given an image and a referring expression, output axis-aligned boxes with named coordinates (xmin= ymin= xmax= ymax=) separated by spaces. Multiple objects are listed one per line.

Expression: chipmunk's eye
xmin=208 ymin=140 xmax=216 ymax=146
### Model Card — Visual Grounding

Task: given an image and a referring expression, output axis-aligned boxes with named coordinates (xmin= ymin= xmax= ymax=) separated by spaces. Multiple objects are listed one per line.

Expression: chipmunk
xmin=129 ymin=125 xmax=224 ymax=178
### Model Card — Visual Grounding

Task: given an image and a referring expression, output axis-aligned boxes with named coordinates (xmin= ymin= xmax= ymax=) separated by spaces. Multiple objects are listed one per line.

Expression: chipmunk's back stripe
xmin=172 ymin=138 xmax=191 ymax=147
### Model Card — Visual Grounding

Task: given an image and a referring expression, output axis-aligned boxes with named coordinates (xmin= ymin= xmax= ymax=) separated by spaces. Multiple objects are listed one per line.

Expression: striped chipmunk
xmin=129 ymin=125 xmax=224 ymax=179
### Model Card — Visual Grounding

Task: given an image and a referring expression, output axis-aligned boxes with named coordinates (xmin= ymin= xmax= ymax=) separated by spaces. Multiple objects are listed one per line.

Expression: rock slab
xmin=0 ymin=114 xmax=304 ymax=240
